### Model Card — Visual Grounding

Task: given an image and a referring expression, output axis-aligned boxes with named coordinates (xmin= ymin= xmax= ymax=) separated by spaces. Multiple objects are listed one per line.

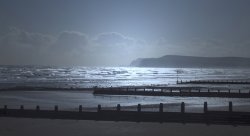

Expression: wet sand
xmin=1 ymin=117 xmax=250 ymax=136
xmin=1 ymin=90 xmax=250 ymax=114
xmin=1 ymin=89 xmax=250 ymax=136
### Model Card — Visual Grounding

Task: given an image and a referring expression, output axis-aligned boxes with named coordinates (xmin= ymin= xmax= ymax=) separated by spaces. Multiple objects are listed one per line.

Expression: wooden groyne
xmin=93 ymin=87 xmax=250 ymax=98
xmin=177 ymin=80 xmax=250 ymax=85
xmin=1 ymin=102 xmax=250 ymax=126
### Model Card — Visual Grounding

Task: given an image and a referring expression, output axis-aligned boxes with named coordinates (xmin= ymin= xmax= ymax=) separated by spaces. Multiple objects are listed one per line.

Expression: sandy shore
xmin=1 ymin=90 xmax=250 ymax=112
xmin=1 ymin=117 xmax=250 ymax=136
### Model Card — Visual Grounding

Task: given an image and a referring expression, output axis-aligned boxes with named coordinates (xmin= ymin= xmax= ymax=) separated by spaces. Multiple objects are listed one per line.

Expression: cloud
xmin=89 ymin=32 xmax=151 ymax=65
xmin=8 ymin=28 xmax=249 ymax=66
xmin=0 ymin=27 xmax=54 ymax=48
xmin=0 ymin=28 xmax=55 ymax=65
xmin=45 ymin=31 xmax=90 ymax=65
xmin=92 ymin=32 xmax=149 ymax=53
xmin=54 ymin=31 xmax=88 ymax=51
xmin=0 ymin=28 xmax=91 ymax=65
xmin=94 ymin=32 xmax=134 ymax=47
xmin=0 ymin=28 xmax=145 ymax=66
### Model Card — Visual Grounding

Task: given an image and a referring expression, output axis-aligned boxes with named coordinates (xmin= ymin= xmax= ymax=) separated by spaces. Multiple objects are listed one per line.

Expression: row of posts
xmin=98 ymin=101 xmax=232 ymax=113
xmin=3 ymin=105 xmax=48 ymax=112
xmin=178 ymin=80 xmax=250 ymax=84
xmin=3 ymin=102 xmax=233 ymax=113
xmin=101 ymin=87 xmax=247 ymax=94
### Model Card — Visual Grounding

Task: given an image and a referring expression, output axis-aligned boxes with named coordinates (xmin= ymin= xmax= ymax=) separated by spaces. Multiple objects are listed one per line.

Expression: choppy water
xmin=1 ymin=65 xmax=250 ymax=89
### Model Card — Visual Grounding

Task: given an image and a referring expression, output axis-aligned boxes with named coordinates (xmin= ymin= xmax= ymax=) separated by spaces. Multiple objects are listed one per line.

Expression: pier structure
xmin=177 ymin=80 xmax=250 ymax=85
xmin=93 ymin=87 xmax=250 ymax=98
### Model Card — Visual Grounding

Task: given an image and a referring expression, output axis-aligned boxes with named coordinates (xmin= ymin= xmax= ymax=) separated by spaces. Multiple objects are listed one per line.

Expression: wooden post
xmin=204 ymin=102 xmax=207 ymax=113
xmin=181 ymin=102 xmax=185 ymax=114
xmin=117 ymin=104 xmax=121 ymax=112
xmin=36 ymin=105 xmax=40 ymax=111
xmin=159 ymin=103 xmax=163 ymax=113
xmin=98 ymin=104 xmax=101 ymax=112
xmin=4 ymin=105 xmax=7 ymax=114
xmin=144 ymin=88 xmax=146 ymax=92
xmin=239 ymin=89 xmax=241 ymax=94
xmin=208 ymin=89 xmax=210 ymax=93
xmin=54 ymin=105 xmax=58 ymax=112
xmin=229 ymin=89 xmax=231 ymax=94
xmin=126 ymin=87 xmax=128 ymax=91
xmin=20 ymin=105 xmax=24 ymax=110
xmin=229 ymin=102 xmax=233 ymax=112
xmin=137 ymin=104 xmax=141 ymax=112
xmin=135 ymin=88 xmax=137 ymax=91
xmin=198 ymin=89 xmax=200 ymax=93
xmin=79 ymin=105 xmax=82 ymax=112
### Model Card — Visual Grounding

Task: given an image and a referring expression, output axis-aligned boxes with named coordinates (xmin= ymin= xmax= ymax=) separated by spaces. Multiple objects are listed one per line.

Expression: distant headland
xmin=130 ymin=55 xmax=250 ymax=68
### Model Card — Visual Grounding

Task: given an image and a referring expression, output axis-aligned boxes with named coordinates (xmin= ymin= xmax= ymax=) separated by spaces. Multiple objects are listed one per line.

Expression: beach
xmin=1 ymin=90 xmax=250 ymax=112
xmin=1 ymin=66 xmax=250 ymax=135
xmin=1 ymin=117 xmax=250 ymax=136
xmin=2 ymin=0 xmax=250 ymax=135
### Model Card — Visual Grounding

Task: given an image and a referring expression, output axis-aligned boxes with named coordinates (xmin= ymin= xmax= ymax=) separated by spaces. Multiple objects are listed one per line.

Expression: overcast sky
xmin=0 ymin=0 xmax=250 ymax=66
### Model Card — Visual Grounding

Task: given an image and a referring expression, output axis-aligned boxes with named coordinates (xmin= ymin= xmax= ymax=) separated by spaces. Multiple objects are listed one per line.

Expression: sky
xmin=0 ymin=0 xmax=250 ymax=66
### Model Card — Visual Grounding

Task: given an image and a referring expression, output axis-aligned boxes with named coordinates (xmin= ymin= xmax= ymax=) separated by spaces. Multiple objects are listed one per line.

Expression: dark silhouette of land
xmin=130 ymin=55 xmax=250 ymax=68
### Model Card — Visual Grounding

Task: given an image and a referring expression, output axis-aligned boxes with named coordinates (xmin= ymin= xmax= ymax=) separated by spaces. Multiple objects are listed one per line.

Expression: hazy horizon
xmin=1 ymin=0 xmax=250 ymax=66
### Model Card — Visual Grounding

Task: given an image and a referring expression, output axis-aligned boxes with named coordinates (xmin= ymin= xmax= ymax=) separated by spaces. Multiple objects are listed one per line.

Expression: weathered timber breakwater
xmin=177 ymin=80 xmax=250 ymax=84
xmin=1 ymin=102 xmax=250 ymax=126
xmin=93 ymin=87 xmax=250 ymax=98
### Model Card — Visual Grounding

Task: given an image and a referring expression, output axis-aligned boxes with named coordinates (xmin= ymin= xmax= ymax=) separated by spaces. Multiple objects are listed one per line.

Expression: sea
xmin=1 ymin=65 xmax=250 ymax=89
xmin=0 ymin=65 xmax=250 ymax=112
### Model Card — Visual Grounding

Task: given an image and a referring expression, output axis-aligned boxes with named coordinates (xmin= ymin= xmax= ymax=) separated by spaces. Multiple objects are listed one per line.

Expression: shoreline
xmin=1 ymin=90 xmax=250 ymax=112
xmin=2 ymin=106 xmax=250 ymax=126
